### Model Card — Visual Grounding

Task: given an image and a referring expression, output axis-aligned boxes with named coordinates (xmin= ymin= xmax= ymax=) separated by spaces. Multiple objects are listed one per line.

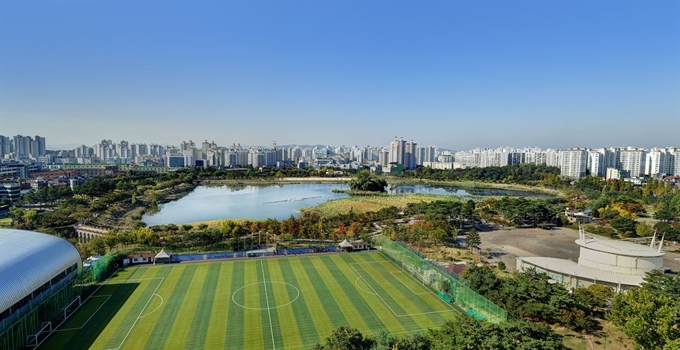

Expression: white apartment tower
xmin=669 ymin=148 xmax=680 ymax=176
xmin=545 ymin=148 xmax=560 ymax=167
xmin=388 ymin=137 xmax=405 ymax=165
xmin=588 ymin=149 xmax=605 ymax=177
xmin=559 ymin=148 xmax=588 ymax=179
xmin=619 ymin=148 xmax=646 ymax=178
xmin=645 ymin=148 xmax=668 ymax=177
xmin=404 ymin=140 xmax=417 ymax=170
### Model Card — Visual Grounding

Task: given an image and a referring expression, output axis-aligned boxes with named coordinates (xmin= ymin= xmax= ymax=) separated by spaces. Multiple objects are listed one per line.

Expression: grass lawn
xmin=0 ymin=214 xmax=11 ymax=228
xmin=555 ymin=321 xmax=634 ymax=350
xmin=303 ymin=194 xmax=463 ymax=218
xmin=39 ymin=252 xmax=460 ymax=350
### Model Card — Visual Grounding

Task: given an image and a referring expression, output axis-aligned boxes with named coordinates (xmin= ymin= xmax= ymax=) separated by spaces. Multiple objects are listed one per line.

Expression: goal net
xmin=26 ymin=322 xmax=52 ymax=348
xmin=63 ymin=295 xmax=82 ymax=321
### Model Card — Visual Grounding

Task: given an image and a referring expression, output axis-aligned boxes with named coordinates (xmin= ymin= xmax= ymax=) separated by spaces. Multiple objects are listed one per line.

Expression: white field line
xmin=122 ymin=277 xmax=166 ymax=282
xmin=350 ymin=261 xmax=430 ymax=295
xmin=348 ymin=264 xmax=399 ymax=317
xmin=138 ymin=294 xmax=164 ymax=319
xmin=380 ymin=258 xmax=462 ymax=314
xmin=53 ymin=295 xmax=112 ymax=332
xmin=388 ymin=271 xmax=431 ymax=295
xmin=260 ymin=260 xmax=277 ymax=350
xmin=107 ymin=277 xmax=165 ymax=350
xmin=35 ymin=268 xmax=122 ymax=349
xmin=345 ymin=261 xmax=384 ymax=265
xmin=350 ymin=260 xmax=461 ymax=316
xmin=354 ymin=277 xmax=376 ymax=295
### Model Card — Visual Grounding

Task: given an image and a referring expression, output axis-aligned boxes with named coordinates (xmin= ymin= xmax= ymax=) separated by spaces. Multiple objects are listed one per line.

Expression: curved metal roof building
xmin=0 ymin=229 xmax=81 ymax=314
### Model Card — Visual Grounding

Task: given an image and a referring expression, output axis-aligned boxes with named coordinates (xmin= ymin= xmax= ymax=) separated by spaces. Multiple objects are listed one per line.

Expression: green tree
xmin=88 ymin=236 xmax=107 ymax=255
xmin=573 ymin=284 xmax=613 ymax=317
xmin=635 ymin=221 xmax=654 ymax=237
xmin=428 ymin=315 xmax=567 ymax=350
xmin=465 ymin=229 xmax=481 ymax=253
xmin=315 ymin=326 xmax=373 ymax=350
xmin=610 ymin=216 xmax=637 ymax=237
xmin=104 ymin=231 xmax=119 ymax=250
xmin=610 ymin=288 xmax=680 ymax=349
xmin=348 ymin=171 xmax=387 ymax=192
xmin=461 ymin=265 xmax=503 ymax=302
xmin=497 ymin=261 xmax=506 ymax=271
xmin=640 ymin=270 xmax=680 ymax=298
xmin=655 ymin=207 xmax=677 ymax=222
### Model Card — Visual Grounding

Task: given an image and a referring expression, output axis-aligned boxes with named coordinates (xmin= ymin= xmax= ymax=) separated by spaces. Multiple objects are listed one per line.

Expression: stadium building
xmin=0 ymin=229 xmax=82 ymax=350
xmin=516 ymin=226 xmax=665 ymax=292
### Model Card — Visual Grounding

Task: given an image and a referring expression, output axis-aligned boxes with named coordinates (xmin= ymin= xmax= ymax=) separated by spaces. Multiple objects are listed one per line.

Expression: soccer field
xmin=39 ymin=252 xmax=460 ymax=350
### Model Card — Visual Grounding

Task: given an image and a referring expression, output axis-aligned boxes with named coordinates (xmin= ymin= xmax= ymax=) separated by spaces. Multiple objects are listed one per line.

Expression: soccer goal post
xmin=63 ymin=295 xmax=82 ymax=321
xmin=26 ymin=322 xmax=52 ymax=348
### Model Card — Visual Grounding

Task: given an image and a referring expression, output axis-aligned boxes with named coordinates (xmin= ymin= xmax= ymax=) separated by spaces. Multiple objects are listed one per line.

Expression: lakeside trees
xmin=348 ymin=171 xmax=387 ymax=192
xmin=403 ymin=163 xmax=561 ymax=185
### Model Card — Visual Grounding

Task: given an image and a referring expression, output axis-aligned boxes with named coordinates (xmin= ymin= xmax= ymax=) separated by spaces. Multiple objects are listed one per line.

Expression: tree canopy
xmin=348 ymin=171 xmax=387 ymax=192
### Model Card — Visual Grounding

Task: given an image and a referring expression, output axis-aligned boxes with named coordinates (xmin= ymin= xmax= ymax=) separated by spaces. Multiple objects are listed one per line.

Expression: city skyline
xmin=1 ymin=1 xmax=679 ymax=149
xmin=2 ymin=133 xmax=680 ymax=153
xmin=2 ymin=133 xmax=680 ymax=181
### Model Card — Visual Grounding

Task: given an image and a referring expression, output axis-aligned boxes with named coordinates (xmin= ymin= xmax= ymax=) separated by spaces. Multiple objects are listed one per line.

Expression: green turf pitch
xmin=39 ymin=252 xmax=461 ymax=350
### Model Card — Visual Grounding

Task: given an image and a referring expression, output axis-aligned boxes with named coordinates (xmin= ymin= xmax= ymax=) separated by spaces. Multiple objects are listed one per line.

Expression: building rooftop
xmin=575 ymin=238 xmax=664 ymax=257
xmin=0 ymin=229 xmax=81 ymax=313
xmin=517 ymin=257 xmax=644 ymax=286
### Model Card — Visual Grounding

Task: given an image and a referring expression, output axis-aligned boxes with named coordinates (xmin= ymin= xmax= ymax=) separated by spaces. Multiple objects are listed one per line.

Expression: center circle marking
xmin=231 ymin=281 xmax=300 ymax=310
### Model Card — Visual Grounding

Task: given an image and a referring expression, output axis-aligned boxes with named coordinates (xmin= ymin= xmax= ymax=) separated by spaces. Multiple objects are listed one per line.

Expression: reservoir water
xmin=142 ymin=183 xmax=551 ymax=225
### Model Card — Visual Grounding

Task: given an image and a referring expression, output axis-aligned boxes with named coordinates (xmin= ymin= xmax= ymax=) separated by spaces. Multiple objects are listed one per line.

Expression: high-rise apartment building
xmin=588 ymin=149 xmax=605 ymax=177
xmin=416 ymin=145 xmax=437 ymax=166
xmin=31 ymin=136 xmax=46 ymax=159
xmin=388 ymin=137 xmax=405 ymax=165
xmin=0 ymin=136 xmax=11 ymax=158
xmin=12 ymin=135 xmax=32 ymax=158
xmin=645 ymin=148 xmax=668 ymax=177
xmin=669 ymin=148 xmax=680 ymax=176
xmin=378 ymin=148 xmax=390 ymax=167
xmin=619 ymin=148 xmax=646 ymax=178
xmin=559 ymin=148 xmax=588 ymax=179
xmin=404 ymin=140 xmax=417 ymax=170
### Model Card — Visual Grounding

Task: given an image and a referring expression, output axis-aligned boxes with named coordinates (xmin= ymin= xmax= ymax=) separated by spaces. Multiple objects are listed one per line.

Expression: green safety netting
xmin=379 ymin=237 xmax=507 ymax=323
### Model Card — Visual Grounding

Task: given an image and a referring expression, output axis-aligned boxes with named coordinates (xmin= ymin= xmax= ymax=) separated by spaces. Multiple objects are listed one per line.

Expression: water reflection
xmin=143 ymin=183 xmax=551 ymax=224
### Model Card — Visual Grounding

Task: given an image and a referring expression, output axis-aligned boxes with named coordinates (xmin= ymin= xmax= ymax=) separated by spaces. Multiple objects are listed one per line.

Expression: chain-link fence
xmin=380 ymin=237 xmax=507 ymax=323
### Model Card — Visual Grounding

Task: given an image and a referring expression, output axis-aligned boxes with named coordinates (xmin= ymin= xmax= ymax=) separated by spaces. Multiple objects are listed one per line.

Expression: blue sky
xmin=1 ymin=0 xmax=678 ymax=150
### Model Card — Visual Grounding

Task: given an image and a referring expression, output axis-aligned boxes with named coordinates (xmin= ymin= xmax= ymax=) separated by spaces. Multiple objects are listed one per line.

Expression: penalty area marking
xmin=35 ymin=268 xmax=123 ymax=349
xmin=388 ymin=271 xmax=431 ymax=296
xmin=138 ymin=293 xmax=164 ymax=319
xmin=53 ymin=295 xmax=112 ymax=332
xmin=354 ymin=277 xmax=376 ymax=295
xmin=350 ymin=263 xmax=459 ymax=318
xmin=106 ymin=276 xmax=165 ymax=350
xmin=231 ymin=281 xmax=301 ymax=311
xmin=349 ymin=261 xmax=430 ymax=296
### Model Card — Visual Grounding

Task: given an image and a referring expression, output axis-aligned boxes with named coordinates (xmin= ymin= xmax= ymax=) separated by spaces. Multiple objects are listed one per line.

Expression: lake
xmin=142 ymin=183 xmax=551 ymax=225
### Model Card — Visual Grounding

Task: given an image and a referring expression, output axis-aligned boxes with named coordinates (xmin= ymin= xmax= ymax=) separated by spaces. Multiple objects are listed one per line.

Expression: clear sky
xmin=1 ymin=0 xmax=678 ymax=150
